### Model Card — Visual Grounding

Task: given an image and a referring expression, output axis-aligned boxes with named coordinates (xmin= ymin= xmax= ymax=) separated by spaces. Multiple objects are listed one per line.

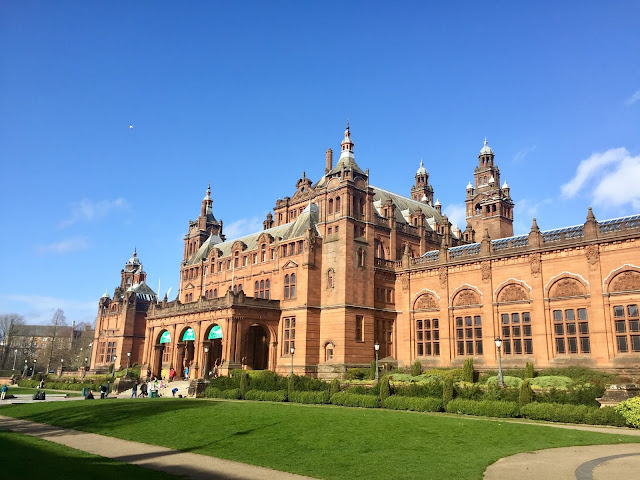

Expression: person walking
xmin=131 ymin=382 xmax=138 ymax=398
xmin=169 ymin=367 xmax=175 ymax=382
xmin=146 ymin=367 xmax=151 ymax=382
xmin=1 ymin=384 xmax=8 ymax=400
xmin=105 ymin=381 xmax=110 ymax=398
xmin=100 ymin=384 xmax=106 ymax=399
xmin=184 ymin=365 xmax=189 ymax=381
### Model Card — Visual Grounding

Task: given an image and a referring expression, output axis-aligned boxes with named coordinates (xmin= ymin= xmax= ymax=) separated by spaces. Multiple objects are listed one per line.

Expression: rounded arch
xmin=412 ymin=288 xmax=441 ymax=310
xmin=545 ymin=272 xmax=589 ymax=299
xmin=323 ymin=340 xmax=335 ymax=362
xmin=494 ymin=278 xmax=532 ymax=304
xmin=156 ymin=329 xmax=171 ymax=345
xmin=450 ymin=284 xmax=483 ymax=307
xmin=603 ymin=264 xmax=640 ymax=294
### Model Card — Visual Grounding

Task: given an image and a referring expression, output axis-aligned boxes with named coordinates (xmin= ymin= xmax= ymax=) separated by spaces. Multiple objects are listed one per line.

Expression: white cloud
xmin=513 ymin=145 xmax=536 ymax=164
xmin=626 ymin=88 xmax=640 ymax=106
xmin=37 ymin=236 xmax=89 ymax=254
xmin=222 ymin=217 xmax=265 ymax=239
xmin=0 ymin=294 xmax=97 ymax=325
xmin=560 ymin=148 xmax=629 ymax=198
xmin=561 ymin=147 xmax=640 ymax=210
xmin=513 ymin=198 xmax=553 ymax=235
xmin=443 ymin=203 xmax=467 ymax=230
xmin=59 ymin=198 xmax=129 ymax=228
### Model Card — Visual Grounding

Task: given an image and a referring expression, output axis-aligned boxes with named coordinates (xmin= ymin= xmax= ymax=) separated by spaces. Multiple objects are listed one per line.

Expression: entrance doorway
xmin=245 ymin=324 xmax=269 ymax=370
xmin=203 ymin=323 xmax=223 ymax=376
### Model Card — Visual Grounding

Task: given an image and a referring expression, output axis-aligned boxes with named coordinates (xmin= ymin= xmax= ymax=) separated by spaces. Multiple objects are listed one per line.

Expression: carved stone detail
xmin=530 ymin=254 xmax=541 ymax=278
xmin=401 ymin=275 xmax=410 ymax=292
xmin=453 ymin=289 xmax=481 ymax=307
xmin=439 ymin=267 xmax=448 ymax=287
xmin=414 ymin=293 xmax=438 ymax=310
xmin=549 ymin=278 xmax=586 ymax=298
xmin=609 ymin=271 xmax=640 ymax=293
xmin=481 ymin=261 xmax=491 ymax=284
xmin=585 ymin=245 xmax=599 ymax=270
xmin=498 ymin=284 xmax=529 ymax=303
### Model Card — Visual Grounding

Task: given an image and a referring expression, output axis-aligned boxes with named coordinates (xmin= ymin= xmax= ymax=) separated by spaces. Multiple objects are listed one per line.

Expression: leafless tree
xmin=45 ymin=309 xmax=67 ymax=372
xmin=0 ymin=313 xmax=25 ymax=369
xmin=69 ymin=322 xmax=95 ymax=368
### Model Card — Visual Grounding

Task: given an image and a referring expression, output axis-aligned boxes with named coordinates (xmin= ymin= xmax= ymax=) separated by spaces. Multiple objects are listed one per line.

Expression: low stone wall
xmin=597 ymin=384 xmax=640 ymax=408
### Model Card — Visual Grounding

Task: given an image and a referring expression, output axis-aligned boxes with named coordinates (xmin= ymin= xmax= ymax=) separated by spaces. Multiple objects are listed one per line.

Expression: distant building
xmin=91 ymin=126 xmax=640 ymax=378
xmin=12 ymin=324 xmax=74 ymax=371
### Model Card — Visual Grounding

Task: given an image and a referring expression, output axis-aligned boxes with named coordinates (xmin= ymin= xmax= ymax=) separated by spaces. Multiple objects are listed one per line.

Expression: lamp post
xmin=374 ymin=342 xmax=380 ymax=381
xmin=23 ymin=359 xmax=28 ymax=376
xmin=31 ymin=359 xmax=36 ymax=379
xmin=60 ymin=358 xmax=64 ymax=373
xmin=126 ymin=352 xmax=131 ymax=377
xmin=494 ymin=338 xmax=504 ymax=387
xmin=290 ymin=346 xmax=295 ymax=376
xmin=112 ymin=355 xmax=117 ymax=378
xmin=204 ymin=346 xmax=209 ymax=379
xmin=84 ymin=357 xmax=88 ymax=378
xmin=12 ymin=349 xmax=18 ymax=371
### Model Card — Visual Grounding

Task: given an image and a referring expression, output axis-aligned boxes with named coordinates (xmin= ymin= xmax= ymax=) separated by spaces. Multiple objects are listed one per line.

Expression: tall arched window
xmin=255 ymin=281 xmax=259 ymax=296
xmin=284 ymin=274 xmax=290 ymax=299
xmin=213 ymin=288 xmax=217 ymax=297
xmin=234 ymin=251 xmax=239 ymax=268
xmin=335 ymin=196 xmax=341 ymax=212
xmin=328 ymin=199 xmax=334 ymax=214
xmin=261 ymin=244 xmax=266 ymax=262
xmin=265 ymin=279 xmax=270 ymax=299
xmin=290 ymin=273 xmax=296 ymax=298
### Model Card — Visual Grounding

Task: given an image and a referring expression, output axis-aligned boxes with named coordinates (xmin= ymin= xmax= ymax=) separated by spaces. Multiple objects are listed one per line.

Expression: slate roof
xmin=13 ymin=325 xmax=74 ymax=338
xmin=371 ymin=185 xmax=443 ymax=228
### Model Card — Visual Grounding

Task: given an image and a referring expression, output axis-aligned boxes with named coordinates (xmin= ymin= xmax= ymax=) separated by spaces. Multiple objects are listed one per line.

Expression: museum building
xmin=90 ymin=126 xmax=640 ymax=378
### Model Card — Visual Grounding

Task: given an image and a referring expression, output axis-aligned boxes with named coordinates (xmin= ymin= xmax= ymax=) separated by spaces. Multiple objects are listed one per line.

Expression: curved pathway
xmin=484 ymin=444 xmax=640 ymax=480
xmin=0 ymin=415 xmax=315 ymax=480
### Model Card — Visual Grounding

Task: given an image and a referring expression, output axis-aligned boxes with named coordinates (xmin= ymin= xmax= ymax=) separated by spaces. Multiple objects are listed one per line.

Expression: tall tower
xmin=410 ymin=160 xmax=434 ymax=204
xmin=464 ymin=139 xmax=514 ymax=239
xmin=121 ymin=249 xmax=146 ymax=289
xmin=183 ymin=184 xmax=224 ymax=262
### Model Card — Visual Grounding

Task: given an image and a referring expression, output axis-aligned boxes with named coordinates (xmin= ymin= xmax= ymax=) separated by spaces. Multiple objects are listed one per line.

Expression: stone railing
xmin=599 ymin=214 xmax=640 ymax=235
xmin=448 ymin=243 xmax=481 ymax=259
xmin=375 ymin=216 xmax=390 ymax=228
xmin=541 ymin=225 xmax=584 ymax=244
xmin=150 ymin=291 xmax=280 ymax=318
xmin=374 ymin=258 xmax=396 ymax=269
xmin=411 ymin=250 xmax=439 ymax=265
xmin=492 ymin=234 xmax=529 ymax=251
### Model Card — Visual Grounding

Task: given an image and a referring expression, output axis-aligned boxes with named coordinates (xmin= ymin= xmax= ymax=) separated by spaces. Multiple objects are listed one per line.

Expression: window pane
xmin=417 ymin=320 xmax=423 ymax=330
xmin=513 ymin=339 xmax=522 ymax=354
xmin=523 ymin=325 xmax=532 ymax=336
xmin=629 ymin=320 xmax=640 ymax=332
xmin=457 ymin=329 xmax=463 ymax=339
xmin=434 ymin=343 xmax=440 ymax=356
xmin=568 ymin=337 xmax=578 ymax=353
xmin=613 ymin=306 xmax=625 ymax=318
xmin=465 ymin=316 xmax=472 ymax=326
xmin=425 ymin=319 xmax=431 ymax=329
xmin=457 ymin=342 xmax=464 ymax=355
xmin=512 ymin=326 xmax=521 ymax=337
xmin=631 ymin=336 xmax=640 ymax=352
xmin=475 ymin=328 xmax=482 ymax=338
xmin=474 ymin=316 xmax=482 ymax=326
xmin=511 ymin=313 xmax=520 ymax=324
xmin=553 ymin=310 xmax=562 ymax=321
xmin=425 ymin=331 xmax=431 ymax=341
xmin=502 ymin=326 xmax=510 ymax=338
xmin=556 ymin=338 xmax=565 ymax=354
xmin=476 ymin=341 xmax=483 ymax=355
xmin=629 ymin=305 xmax=639 ymax=317
xmin=501 ymin=314 xmax=509 ymax=324
xmin=465 ymin=328 xmax=472 ymax=339
xmin=617 ymin=336 xmax=628 ymax=353
xmin=566 ymin=323 xmax=576 ymax=335
xmin=425 ymin=344 xmax=431 ymax=355
xmin=523 ymin=312 xmax=531 ymax=323
xmin=456 ymin=317 xmax=463 ymax=327
xmin=466 ymin=341 xmax=473 ymax=355
xmin=417 ymin=331 xmax=423 ymax=341
xmin=524 ymin=339 xmax=533 ymax=354
xmin=565 ymin=309 xmax=575 ymax=321
xmin=503 ymin=340 xmax=511 ymax=354
xmin=578 ymin=322 xmax=589 ymax=334
xmin=555 ymin=324 xmax=564 ymax=335
xmin=434 ymin=331 xmax=439 ymax=340
xmin=417 ymin=343 xmax=424 ymax=356
xmin=580 ymin=337 xmax=590 ymax=353
xmin=433 ymin=319 xmax=439 ymax=328
xmin=615 ymin=321 xmax=626 ymax=333
xmin=578 ymin=308 xmax=588 ymax=321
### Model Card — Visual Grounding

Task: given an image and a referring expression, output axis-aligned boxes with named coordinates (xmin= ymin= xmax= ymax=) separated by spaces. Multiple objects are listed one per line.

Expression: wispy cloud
xmin=443 ymin=203 xmax=467 ymax=229
xmin=625 ymin=88 xmax=640 ymax=106
xmin=59 ymin=198 xmax=129 ymax=228
xmin=223 ymin=216 xmax=265 ymax=239
xmin=513 ymin=145 xmax=536 ymax=164
xmin=513 ymin=198 xmax=553 ymax=235
xmin=0 ymin=293 xmax=97 ymax=325
xmin=561 ymin=147 xmax=640 ymax=209
xmin=37 ymin=236 xmax=89 ymax=254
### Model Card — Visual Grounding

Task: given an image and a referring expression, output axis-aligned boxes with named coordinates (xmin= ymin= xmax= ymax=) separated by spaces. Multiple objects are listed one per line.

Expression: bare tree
xmin=45 ymin=309 xmax=67 ymax=372
xmin=69 ymin=322 xmax=95 ymax=368
xmin=0 ymin=313 xmax=25 ymax=369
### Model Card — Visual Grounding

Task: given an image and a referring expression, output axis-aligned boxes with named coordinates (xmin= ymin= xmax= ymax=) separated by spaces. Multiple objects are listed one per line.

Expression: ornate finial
xmin=134 ymin=247 xmax=137 ymax=255
xmin=484 ymin=137 xmax=487 ymax=146
xmin=302 ymin=171 xmax=306 ymax=179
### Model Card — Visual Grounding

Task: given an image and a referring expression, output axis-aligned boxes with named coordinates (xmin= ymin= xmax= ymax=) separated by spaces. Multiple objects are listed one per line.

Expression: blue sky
xmin=1 ymin=1 xmax=639 ymax=326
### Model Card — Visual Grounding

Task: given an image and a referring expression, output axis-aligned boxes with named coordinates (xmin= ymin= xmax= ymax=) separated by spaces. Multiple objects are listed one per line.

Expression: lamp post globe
xmin=494 ymin=338 xmax=504 ymax=387
xmin=374 ymin=342 xmax=380 ymax=381
xmin=290 ymin=346 xmax=295 ymax=376
xmin=204 ymin=346 xmax=209 ymax=379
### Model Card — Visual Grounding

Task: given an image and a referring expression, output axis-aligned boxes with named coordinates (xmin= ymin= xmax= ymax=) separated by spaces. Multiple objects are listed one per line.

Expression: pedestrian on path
xmin=184 ymin=365 xmax=189 ymax=381
xmin=146 ymin=367 xmax=151 ymax=382
xmin=1 ymin=384 xmax=7 ymax=400
xmin=172 ymin=387 xmax=178 ymax=397
xmin=131 ymin=383 xmax=138 ymax=398
xmin=85 ymin=389 xmax=94 ymax=400
xmin=39 ymin=379 xmax=45 ymax=389
xmin=169 ymin=367 xmax=175 ymax=382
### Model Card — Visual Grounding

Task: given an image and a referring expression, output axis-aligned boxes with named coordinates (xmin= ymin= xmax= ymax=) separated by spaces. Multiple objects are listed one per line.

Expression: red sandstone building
xmin=91 ymin=126 xmax=640 ymax=378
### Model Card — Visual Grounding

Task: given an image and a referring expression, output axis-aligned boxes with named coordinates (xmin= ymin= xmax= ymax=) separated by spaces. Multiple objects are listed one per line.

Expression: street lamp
xmin=60 ymin=358 xmax=64 ymax=374
xmin=23 ymin=359 xmax=28 ymax=376
xmin=31 ymin=359 xmax=36 ymax=379
xmin=204 ymin=346 xmax=209 ymax=379
xmin=126 ymin=352 xmax=131 ymax=377
xmin=494 ymin=338 xmax=504 ymax=387
xmin=290 ymin=346 xmax=295 ymax=376
xmin=374 ymin=342 xmax=380 ymax=381
xmin=83 ymin=357 xmax=88 ymax=378
xmin=112 ymin=355 xmax=117 ymax=378
xmin=12 ymin=349 xmax=18 ymax=371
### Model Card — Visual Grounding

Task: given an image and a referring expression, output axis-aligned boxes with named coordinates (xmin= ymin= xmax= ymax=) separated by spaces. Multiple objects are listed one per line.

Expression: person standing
xmin=184 ymin=365 xmax=189 ymax=381
xmin=131 ymin=383 xmax=138 ymax=398
xmin=1 ymin=384 xmax=8 ymax=400
xmin=169 ymin=367 xmax=175 ymax=382
xmin=146 ymin=367 xmax=151 ymax=382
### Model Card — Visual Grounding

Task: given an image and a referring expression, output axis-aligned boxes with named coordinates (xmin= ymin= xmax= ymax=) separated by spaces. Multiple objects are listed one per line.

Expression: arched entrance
xmin=203 ymin=324 xmax=223 ymax=376
xmin=177 ymin=327 xmax=196 ymax=379
xmin=244 ymin=324 xmax=269 ymax=370
xmin=155 ymin=330 xmax=171 ymax=377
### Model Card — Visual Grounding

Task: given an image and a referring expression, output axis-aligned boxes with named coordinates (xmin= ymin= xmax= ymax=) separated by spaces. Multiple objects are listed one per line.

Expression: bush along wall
xmin=288 ymin=390 xmax=331 ymax=404
xmin=381 ymin=396 xmax=443 ymax=412
xmin=244 ymin=390 xmax=287 ymax=402
xmin=330 ymin=392 xmax=380 ymax=408
xmin=445 ymin=399 xmax=520 ymax=418
xmin=521 ymin=402 xmax=626 ymax=427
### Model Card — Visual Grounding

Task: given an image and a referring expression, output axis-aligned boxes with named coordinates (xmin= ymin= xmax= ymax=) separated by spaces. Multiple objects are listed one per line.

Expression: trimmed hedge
xmin=203 ymin=387 xmax=242 ymax=400
xmin=485 ymin=376 xmax=523 ymax=388
xmin=529 ymin=375 xmax=574 ymax=389
xmin=288 ymin=390 xmax=331 ymax=404
xmin=395 ymin=380 xmax=442 ymax=398
xmin=445 ymin=399 xmax=520 ymax=418
xmin=520 ymin=402 xmax=625 ymax=426
xmin=330 ymin=392 xmax=380 ymax=408
xmin=244 ymin=389 xmax=287 ymax=402
xmin=345 ymin=368 xmax=368 ymax=380
xmin=382 ymin=395 xmax=443 ymax=412
xmin=534 ymin=385 xmax=605 ymax=407
xmin=18 ymin=379 xmax=104 ymax=391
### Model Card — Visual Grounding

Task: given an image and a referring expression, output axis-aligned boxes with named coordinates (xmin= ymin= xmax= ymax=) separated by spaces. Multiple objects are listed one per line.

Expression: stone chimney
xmin=325 ymin=148 xmax=333 ymax=174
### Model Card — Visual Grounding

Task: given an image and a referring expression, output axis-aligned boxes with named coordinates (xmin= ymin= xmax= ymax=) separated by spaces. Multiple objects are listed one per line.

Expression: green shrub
xmin=455 ymin=383 xmax=483 ymax=401
xmin=524 ymin=362 xmax=535 ymax=379
xmin=345 ymin=368 xmax=367 ymax=380
xmin=396 ymin=379 xmax=443 ymax=398
xmin=379 ymin=376 xmax=391 ymax=401
xmin=246 ymin=371 xmax=287 ymax=391
xmin=207 ymin=375 xmax=239 ymax=391
xmin=347 ymin=385 xmax=371 ymax=395
xmin=537 ymin=367 xmax=619 ymax=385
xmin=529 ymin=376 xmax=573 ymax=389
xmin=382 ymin=395 xmax=443 ymax=412
xmin=615 ymin=396 xmax=640 ymax=428
xmin=244 ymin=389 xmax=287 ymax=402
xmin=462 ymin=358 xmax=474 ymax=383
xmin=520 ymin=402 xmax=591 ymax=424
xmin=369 ymin=360 xmax=377 ymax=380
xmin=239 ymin=372 xmax=249 ymax=399
xmin=330 ymin=392 xmax=380 ymax=408
xmin=288 ymin=390 xmax=331 ymax=404
xmin=288 ymin=374 xmax=296 ymax=396
xmin=443 ymin=376 xmax=454 ymax=404
xmin=485 ymin=375 xmax=523 ymax=388
xmin=585 ymin=407 xmax=627 ymax=427
xmin=329 ymin=378 xmax=341 ymax=395
xmin=204 ymin=387 xmax=241 ymax=399
xmin=425 ymin=368 xmax=464 ymax=382
xmin=519 ymin=379 xmax=535 ymax=406
xmin=445 ymin=399 xmax=520 ymax=418
xmin=411 ymin=360 xmax=422 ymax=377
xmin=294 ymin=375 xmax=328 ymax=392
xmin=482 ymin=383 xmax=520 ymax=402
xmin=535 ymin=384 xmax=604 ymax=407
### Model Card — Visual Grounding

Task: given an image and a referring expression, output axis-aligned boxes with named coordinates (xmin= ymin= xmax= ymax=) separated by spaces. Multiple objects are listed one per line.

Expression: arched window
xmin=284 ymin=274 xmax=290 ymax=299
xmin=255 ymin=281 xmax=259 ymax=295
xmin=234 ymin=251 xmax=239 ymax=268
xmin=233 ymin=285 xmax=238 ymax=294
xmin=327 ymin=269 xmax=335 ymax=289
xmin=213 ymin=288 xmax=217 ymax=297
xmin=325 ymin=342 xmax=334 ymax=361
xmin=261 ymin=244 xmax=266 ymax=262
xmin=238 ymin=283 xmax=242 ymax=292
xmin=265 ymin=279 xmax=270 ymax=299
xmin=335 ymin=196 xmax=341 ymax=212
xmin=329 ymin=199 xmax=334 ymax=214
xmin=290 ymin=273 xmax=296 ymax=298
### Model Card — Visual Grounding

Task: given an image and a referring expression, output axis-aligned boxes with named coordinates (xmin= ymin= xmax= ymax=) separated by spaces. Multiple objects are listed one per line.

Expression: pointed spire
xmin=417 ymin=159 xmax=427 ymax=175
xmin=480 ymin=138 xmax=494 ymax=155
xmin=586 ymin=207 xmax=596 ymax=222
xmin=531 ymin=218 xmax=540 ymax=232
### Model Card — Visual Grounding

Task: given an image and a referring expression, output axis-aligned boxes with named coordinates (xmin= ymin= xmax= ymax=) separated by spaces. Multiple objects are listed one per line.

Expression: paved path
xmin=0 ymin=415 xmax=315 ymax=480
xmin=484 ymin=444 xmax=640 ymax=480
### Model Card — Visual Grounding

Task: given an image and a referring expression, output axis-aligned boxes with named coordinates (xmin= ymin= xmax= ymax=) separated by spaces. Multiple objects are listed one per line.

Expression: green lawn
xmin=3 ymin=386 xmax=83 ymax=396
xmin=0 ymin=430 xmax=179 ymax=479
xmin=2 ymin=399 xmax=639 ymax=480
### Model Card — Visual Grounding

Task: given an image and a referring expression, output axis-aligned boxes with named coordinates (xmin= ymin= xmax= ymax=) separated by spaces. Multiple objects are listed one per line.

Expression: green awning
xmin=182 ymin=327 xmax=195 ymax=341
xmin=159 ymin=331 xmax=171 ymax=344
xmin=208 ymin=325 xmax=222 ymax=340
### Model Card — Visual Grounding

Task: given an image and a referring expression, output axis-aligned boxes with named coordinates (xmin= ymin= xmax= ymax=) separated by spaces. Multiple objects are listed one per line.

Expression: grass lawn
xmin=3 ymin=386 xmax=83 ymax=396
xmin=0 ymin=430 xmax=179 ymax=479
xmin=2 ymin=399 xmax=639 ymax=480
